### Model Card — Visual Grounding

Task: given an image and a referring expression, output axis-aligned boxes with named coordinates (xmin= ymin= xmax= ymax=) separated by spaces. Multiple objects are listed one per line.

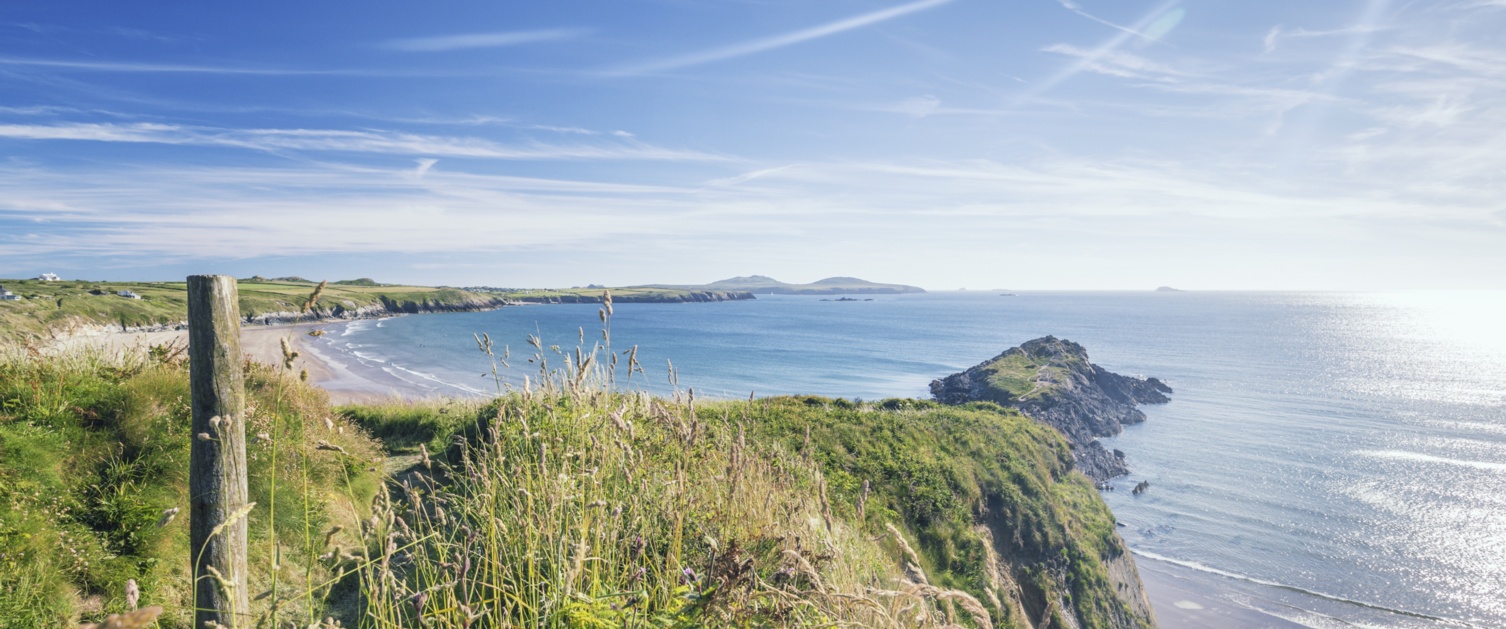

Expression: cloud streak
xmin=611 ymin=0 xmax=954 ymax=75
xmin=1018 ymin=1 xmax=1181 ymax=101
xmin=0 ymin=122 xmax=729 ymax=161
xmin=0 ymin=56 xmax=341 ymax=75
xmin=382 ymin=28 xmax=589 ymax=52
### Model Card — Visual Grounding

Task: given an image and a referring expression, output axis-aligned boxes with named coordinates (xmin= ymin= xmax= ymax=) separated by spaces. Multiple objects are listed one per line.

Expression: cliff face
xmin=930 ymin=336 xmax=1172 ymax=483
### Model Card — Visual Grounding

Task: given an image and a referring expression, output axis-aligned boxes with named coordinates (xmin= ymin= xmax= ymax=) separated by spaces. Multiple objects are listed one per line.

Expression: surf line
xmin=1131 ymin=549 xmax=1475 ymax=627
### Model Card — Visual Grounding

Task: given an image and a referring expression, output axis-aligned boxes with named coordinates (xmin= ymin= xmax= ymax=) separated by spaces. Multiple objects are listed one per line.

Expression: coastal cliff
xmin=930 ymin=337 xmax=1172 ymax=482
xmin=733 ymin=396 xmax=1157 ymax=629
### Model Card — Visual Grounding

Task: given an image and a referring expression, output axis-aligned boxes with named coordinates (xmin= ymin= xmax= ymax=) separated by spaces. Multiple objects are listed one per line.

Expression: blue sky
xmin=1 ymin=0 xmax=1502 ymax=290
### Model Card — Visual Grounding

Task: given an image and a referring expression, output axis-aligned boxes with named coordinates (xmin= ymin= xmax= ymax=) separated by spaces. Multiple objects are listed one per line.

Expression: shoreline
xmin=54 ymin=321 xmax=404 ymax=406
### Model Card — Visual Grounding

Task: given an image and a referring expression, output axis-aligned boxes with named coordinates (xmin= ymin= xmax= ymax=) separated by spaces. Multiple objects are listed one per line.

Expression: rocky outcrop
xmin=931 ymin=336 xmax=1172 ymax=482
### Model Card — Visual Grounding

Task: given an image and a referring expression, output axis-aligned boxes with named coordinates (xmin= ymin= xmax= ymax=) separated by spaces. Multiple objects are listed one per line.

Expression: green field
xmin=0 ymin=278 xmax=497 ymax=344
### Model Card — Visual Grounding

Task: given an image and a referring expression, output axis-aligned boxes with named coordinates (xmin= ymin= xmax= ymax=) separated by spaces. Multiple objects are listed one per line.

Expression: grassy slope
xmin=1 ymin=335 xmax=1140 ymax=628
xmin=974 ymin=344 xmax=1088 ymax=403
xmin=342 ymin=394 xmax=1138 ymax=628
xmin=0 ymin=348 xmax=382 ymax=628
xmin=706 ymin=396 xmax=1134 ymax=629
xmin=0 ymin=279 xmax=489 ymax=344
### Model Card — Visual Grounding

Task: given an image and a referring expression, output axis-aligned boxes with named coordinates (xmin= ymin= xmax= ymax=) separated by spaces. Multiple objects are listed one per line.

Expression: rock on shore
xmin=931 ymin=336 xmax=1172 ymax=482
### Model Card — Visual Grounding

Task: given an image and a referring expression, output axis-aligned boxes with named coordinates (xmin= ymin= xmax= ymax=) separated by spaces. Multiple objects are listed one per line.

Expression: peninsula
xmin=931 ymin=336 xmax=1173 ymax=482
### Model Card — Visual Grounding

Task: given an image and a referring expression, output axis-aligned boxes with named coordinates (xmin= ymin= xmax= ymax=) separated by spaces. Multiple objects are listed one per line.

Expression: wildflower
xmin=315 ymin=441 xmax=347 ymax=455
xmin=155 ymin=507 xmax=180 ymax=528
xmin=300 ymin=280 xmax=327 ymax=313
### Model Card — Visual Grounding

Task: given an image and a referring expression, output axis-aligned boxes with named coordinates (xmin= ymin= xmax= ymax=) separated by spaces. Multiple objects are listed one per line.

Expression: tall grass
xmin=346 ymin=291 xmax=981 ymax=627
xmin=0 ymin=336 xmax=382 ymax=627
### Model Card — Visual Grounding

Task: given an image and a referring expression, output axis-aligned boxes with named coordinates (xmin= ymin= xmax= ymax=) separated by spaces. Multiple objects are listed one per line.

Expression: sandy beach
xmin=54 ymin=323 xmax=399 ymax=405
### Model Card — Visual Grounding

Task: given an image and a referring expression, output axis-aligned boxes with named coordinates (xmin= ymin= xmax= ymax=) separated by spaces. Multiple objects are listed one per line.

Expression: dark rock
xmin=930 ymin=336 xmax=1172 ymax=483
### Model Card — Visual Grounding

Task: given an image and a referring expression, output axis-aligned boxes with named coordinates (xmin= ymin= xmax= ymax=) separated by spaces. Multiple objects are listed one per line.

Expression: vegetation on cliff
xmin=0 ymin=278 xmax=504 ymax=344
xmin=0 ymin=349 xmax=382 ymax=627
xmin=1 ymin=320 xmax=1151 ymax=628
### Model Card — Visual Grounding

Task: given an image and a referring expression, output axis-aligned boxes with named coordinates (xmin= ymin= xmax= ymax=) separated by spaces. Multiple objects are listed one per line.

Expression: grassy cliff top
xmin=972 ymin=337 xmax=1090 ymax=402
xmin=0 ymin=278 xmax=492 ymax=344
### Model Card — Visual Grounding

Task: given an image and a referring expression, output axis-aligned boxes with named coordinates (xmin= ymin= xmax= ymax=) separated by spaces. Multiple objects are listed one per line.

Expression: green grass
xmin=0 ymin=346 xmax=383 ymax=628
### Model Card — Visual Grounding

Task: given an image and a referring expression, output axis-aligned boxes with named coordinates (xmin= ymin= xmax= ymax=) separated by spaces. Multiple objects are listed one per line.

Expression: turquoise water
xmin=310 ymin=291 xmax=1506 ymax=627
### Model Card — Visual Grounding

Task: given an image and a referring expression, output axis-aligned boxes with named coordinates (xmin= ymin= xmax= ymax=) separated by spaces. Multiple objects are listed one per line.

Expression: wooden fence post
xmin=187 ymin=275 xmax=250 ymax=628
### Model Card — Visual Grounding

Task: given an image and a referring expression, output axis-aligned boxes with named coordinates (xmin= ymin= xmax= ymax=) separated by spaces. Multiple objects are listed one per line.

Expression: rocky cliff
xmin=931 ymin=336 xmax=1172 ymax=483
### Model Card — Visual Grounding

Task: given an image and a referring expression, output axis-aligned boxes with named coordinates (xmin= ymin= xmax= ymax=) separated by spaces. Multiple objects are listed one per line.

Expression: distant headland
xmin=651 ymin=275 xmax=926 ymax=295
xmin=1 ymin=274 xmax=926 ymax=343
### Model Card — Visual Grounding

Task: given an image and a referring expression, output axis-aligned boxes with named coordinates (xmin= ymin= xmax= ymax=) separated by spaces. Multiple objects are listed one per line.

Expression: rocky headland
xmin=931 ymin=336 xmax=1172 ymax=482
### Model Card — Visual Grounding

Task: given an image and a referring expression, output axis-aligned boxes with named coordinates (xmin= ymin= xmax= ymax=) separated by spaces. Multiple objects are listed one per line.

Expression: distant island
xmin=1155 ymin=286 xmax=1185 ymax=292
xmin=651 ymin=275 xmax=926 ymax=295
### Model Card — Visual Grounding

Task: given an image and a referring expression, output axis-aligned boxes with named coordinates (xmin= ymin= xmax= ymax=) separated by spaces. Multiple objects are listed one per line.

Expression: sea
xmin=301 ymin=291 xmax=1506 ymax=628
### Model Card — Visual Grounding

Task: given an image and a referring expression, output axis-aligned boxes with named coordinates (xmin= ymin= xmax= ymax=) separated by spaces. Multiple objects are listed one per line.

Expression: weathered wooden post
xmin=187 ymin=275 xmax=250 ymax=628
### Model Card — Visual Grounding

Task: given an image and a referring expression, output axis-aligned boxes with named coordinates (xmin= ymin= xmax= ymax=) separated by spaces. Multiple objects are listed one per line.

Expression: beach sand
xmin=1138 ymin=556 xmax=1310 ymax=629
xmin=55 ymin=324 xmax=397 ymax=405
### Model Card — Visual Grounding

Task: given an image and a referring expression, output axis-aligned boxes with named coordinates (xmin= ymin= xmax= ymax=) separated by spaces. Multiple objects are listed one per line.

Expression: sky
xmin=0 ymin=1 xmax=1503 ymax=290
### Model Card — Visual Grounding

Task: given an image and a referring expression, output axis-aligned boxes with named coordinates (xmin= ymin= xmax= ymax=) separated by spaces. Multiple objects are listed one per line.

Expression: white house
xmin=36 ymin=273 xmax=61 ymax=282
xmin=118 ymin=290 xmax=142 ymax=300
xmin=0 ymin=286 xmax=18 ymax=301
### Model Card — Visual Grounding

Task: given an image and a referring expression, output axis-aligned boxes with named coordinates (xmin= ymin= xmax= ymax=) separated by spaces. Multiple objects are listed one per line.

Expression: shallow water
xmin=312 ymin=291 xmax=1506 ymax=627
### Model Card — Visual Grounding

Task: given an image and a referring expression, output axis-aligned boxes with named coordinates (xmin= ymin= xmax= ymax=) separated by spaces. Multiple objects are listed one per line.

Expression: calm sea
xmin=306 ymin=291 xmax=1506 ymax=627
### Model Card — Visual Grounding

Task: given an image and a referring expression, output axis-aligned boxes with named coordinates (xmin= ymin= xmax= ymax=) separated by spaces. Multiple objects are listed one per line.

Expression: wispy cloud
xmin=0 ymin=122 xmax=729 ymax=161
xmin=1051 ymin=0 xmax=1157 ymax=40
xmin=1018 ymin=1 xmax=1182 ymax=101
xmin=0 ymin=56 xmax=339 ymax=75
xmin=1040 ymin=43 xmax=1184 ymax=79
xmin=1263 ymin=24 xmax=1389 ymax=53
xmin=381 ymin=28 xmax=588 ymax=52
xmin=611 ymin=0 xmax=954 ymax=75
